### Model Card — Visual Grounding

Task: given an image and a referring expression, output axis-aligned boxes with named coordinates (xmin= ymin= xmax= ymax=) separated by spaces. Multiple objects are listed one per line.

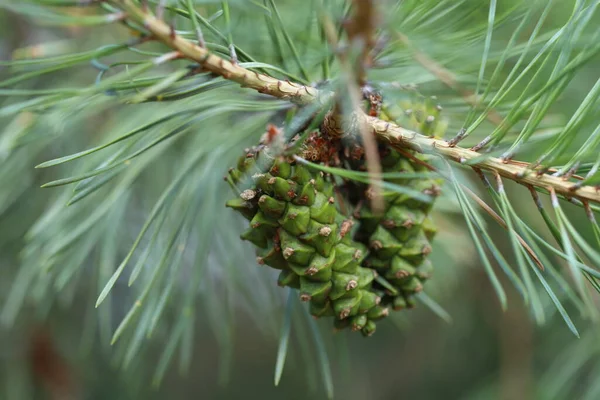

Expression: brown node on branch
xmin=363 ymin=84 xmax=383 ymax=117
xmin=299 ymin=129 xmax=342 ymax=166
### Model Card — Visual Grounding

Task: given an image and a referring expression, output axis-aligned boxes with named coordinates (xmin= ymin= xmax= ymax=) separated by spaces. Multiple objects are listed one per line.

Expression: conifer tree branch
xmin=110 ymin=0 xmax=321 ymax=105
xmin=367 ymin=116 xmax=600 ymax=204
xmin=109 ymin=0 xmax=600 ymax=206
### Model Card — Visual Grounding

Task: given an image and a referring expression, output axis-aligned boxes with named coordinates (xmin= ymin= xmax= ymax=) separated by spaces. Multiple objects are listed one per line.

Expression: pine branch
xmin=107 ymin=0 xmax=600 ymax=207
xmin=111 ymin=0 xmax=320 ymax=104
xmin=2 ymin=1 xmax=600 ymax=391
xmin=367 ymin=116 xmax=600 ymax=205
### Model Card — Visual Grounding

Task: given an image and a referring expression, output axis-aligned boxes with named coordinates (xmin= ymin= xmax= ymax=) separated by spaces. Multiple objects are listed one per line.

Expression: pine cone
xmin=354 ymin=148 xmax=442 ymax=311
xmin=226 ymin=144 xmax=387 ymax=337
xmin=347 ymin=92 xmax=446 ymax=315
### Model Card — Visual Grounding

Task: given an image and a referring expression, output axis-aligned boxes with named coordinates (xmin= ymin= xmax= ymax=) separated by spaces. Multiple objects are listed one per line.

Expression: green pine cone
xmin=226 ymin=140 xmax=390 ymax=335
xmin=345 ymin=91 xmax=446 ymax=320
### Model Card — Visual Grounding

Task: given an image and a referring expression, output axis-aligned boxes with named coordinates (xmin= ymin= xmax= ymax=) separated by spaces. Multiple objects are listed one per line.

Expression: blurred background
xmin=1 ymin=1 xmax=599 ymax=399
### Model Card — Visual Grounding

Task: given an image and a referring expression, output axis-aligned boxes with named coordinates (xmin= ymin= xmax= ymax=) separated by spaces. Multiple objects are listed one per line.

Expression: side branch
xmin=111 ymin=0 xmax=600 ymax=206
xmin=368 ymin=117 xmax=600 ymax=204
xmin=113 ymin=0 xmax=320 ymax=105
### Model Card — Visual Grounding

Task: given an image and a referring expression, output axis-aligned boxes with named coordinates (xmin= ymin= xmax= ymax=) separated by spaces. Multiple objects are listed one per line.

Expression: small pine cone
xmin=226 ymin=132 xmax=387 ymax=335
xmin=344 ymin=91 xmax=447 ymax=321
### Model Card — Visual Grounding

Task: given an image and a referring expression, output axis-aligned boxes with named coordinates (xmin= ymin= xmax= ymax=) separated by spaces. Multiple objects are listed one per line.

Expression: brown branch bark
xmin=369 ymin=116 xmax=600 ymax=204
xmin=111 ymin=0 xmax=600 ymax=206
xmin=113 ymin=0 xmax=321 ymax=105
